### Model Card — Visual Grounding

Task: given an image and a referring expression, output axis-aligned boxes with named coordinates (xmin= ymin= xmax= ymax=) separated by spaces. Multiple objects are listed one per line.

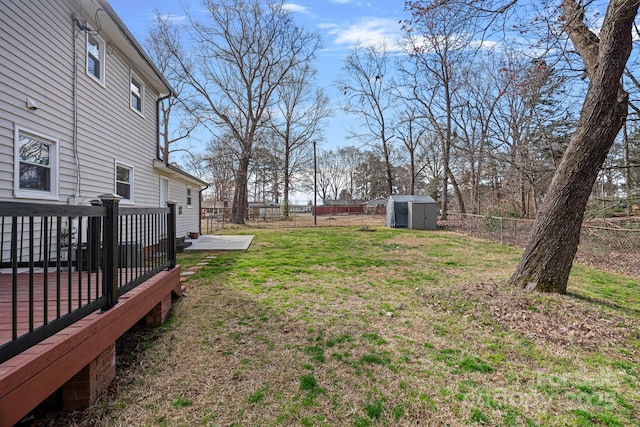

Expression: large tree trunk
xmin=448 ymin=168 xmax=466 ymax=214
xmin=510 ymin=0 xmax=637 ymax=293
xmin=440 ymin=138 xmax=450 ymax=220
xmin=283 ymin=147 xmax=291 ymax=219
xmin=383 ymin=140 xmax=394 ymax=196
xmin=230 ymin=154 xmax=250 ymax=224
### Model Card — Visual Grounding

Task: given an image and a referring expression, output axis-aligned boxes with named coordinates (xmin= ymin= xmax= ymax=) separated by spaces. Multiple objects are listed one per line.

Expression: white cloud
xmin=469 ymin=39 xmax=500 ymax=50
xmin=318 ymin=22 xmax=337 ymax=30
xmin=327 ymin=17 xmax=403 ymax=49
xmin=157 ymin=13 xmax=186 ymax=23
xmin=328 ymin=0 xmax=375 ymax=6
xmin=283 ymin=3 xmax=310 ymax=14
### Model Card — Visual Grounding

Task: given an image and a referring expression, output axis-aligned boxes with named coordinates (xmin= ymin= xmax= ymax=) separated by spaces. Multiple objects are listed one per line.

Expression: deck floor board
xmin=0 ymin=269 xmax=144 ymax=346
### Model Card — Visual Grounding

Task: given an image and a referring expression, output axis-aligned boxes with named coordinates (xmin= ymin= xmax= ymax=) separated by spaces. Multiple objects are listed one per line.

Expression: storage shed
xmin=385 ymin=195 xmax=437 ymax=230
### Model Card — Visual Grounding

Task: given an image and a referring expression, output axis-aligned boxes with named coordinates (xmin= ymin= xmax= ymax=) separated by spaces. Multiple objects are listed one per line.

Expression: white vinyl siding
xmin=163 ymin=176 xmax=201 ymax=238
xmin=73 ymin=21 xmax=160 ymax=207
xmin=0 ymin=1 xmax=74 ymax=201
xmin=1 ymin=0 xmax=163 ymax=209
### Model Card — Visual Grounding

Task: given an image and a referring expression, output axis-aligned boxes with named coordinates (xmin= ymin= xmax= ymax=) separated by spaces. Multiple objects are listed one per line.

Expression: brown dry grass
xmin=204 ymin=213 xmax=385 ymax=232
xmin=42 ymin=227 xmax=640 ymax=426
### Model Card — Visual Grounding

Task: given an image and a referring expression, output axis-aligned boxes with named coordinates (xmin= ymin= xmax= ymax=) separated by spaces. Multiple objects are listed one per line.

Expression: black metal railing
xmin=0 ymin=195 xmax=177 ymax=364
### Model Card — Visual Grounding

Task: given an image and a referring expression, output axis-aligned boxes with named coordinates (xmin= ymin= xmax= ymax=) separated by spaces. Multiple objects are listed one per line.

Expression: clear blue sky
xmin=108 ymin=0 xmax=407 ymax=151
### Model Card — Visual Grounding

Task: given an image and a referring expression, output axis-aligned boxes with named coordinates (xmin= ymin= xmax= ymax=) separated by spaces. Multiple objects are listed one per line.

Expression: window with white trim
xmin=130 ymin=72 xmax=144 ymax=114
xmin=14 ymin=127 xmax=59 ymax=199
xmin=87 ymin=33 xmax=105 ymax=84
xmin=186 ymin=187 xmax=193 ymax=207
xmin=115 ymin=162 xmax=134 ymax=202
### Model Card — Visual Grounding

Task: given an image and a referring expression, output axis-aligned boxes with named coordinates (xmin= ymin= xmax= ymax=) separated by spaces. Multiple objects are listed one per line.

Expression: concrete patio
xmin=185 ymin=235 xmax=254 ymax=251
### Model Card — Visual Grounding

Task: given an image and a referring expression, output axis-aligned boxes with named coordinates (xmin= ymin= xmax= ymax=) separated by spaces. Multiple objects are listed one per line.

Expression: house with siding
xmin=0 ymin=0 xmax=206 ymax=237
xmin=0 ymin=1 xmax=206 ymax=424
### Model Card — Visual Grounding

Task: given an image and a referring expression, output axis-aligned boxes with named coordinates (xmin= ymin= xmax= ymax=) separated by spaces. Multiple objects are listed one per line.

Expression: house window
xmin=186 ymin=187 xmax=192 ymax=207
xmin=115 ymin=162 xmax=134 ymax=202
xmin=14 ymin=127 xmax=58 ymax=199
xmin=87 ymin=34 xmax=105 ymax=84
xmin=130 ymin=72 xmax=144 ymax=114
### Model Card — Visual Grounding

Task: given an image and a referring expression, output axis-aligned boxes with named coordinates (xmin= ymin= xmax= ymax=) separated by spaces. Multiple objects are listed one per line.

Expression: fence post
xmin=99 ymin=194 xmax=121 ymax=310
xmin=499 ymin=217 xmax=504 ymax=244
xmin=166 ymin=201 xmax=177 ymax=269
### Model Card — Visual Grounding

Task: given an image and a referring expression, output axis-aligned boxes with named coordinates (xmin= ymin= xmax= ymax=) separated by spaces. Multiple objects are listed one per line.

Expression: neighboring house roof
xmin=90 ymin=0 xmax=175 ymax=97
xmin=362 ymin=198 xmax=388 ymax=206
xmin=249 ymin=202 xmax=280 ymax=208
xmin=153 ymin=160 xmax=208 ymax=188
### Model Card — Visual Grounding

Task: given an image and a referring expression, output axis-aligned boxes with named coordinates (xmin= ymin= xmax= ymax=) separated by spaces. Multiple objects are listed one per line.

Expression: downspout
xmin=199 ymin=184 xmax=209 ymax=235
xmin=156 ymin=94 xmax=171 ymax=162
xmin=72 ymin=14 xmax=83 ymax=201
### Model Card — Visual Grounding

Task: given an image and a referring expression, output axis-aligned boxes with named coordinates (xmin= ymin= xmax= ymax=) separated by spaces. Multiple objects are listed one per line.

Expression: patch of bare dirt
xmin=422 ymin=282 xmax=636 ymax=351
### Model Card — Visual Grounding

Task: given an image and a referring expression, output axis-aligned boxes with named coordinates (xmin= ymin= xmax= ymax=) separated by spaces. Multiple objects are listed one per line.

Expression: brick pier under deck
xmin=0 ymin=266 xmax=182 ymax=427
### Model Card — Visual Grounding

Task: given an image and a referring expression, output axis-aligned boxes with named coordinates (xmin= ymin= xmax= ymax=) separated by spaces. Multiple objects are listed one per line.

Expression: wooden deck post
xmin=99 ymin=194 xmax=122 ymax=310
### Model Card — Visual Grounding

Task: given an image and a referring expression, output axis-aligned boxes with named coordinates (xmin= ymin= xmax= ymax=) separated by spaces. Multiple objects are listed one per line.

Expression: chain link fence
xmin=202 ymin=210 xmax=639 ymax=277
xmin=203 ymin=212 xmax=385 ymax=233
xmin=445 ymin=213 xmax=640 ymax=278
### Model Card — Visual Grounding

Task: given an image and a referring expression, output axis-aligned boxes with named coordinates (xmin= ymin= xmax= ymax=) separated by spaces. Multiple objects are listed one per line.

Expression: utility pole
xmin=313 ymin=140 xmax=317 ymax=226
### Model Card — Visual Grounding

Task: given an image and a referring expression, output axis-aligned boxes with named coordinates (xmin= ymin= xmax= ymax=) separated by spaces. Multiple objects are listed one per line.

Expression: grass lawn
xmin=57 ymin=227 xmax=639 ymax=426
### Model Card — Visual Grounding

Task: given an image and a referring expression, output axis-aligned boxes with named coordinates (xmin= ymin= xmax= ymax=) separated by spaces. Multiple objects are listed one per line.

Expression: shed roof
xmin=389 ymin=195 xmax=436 ymax=203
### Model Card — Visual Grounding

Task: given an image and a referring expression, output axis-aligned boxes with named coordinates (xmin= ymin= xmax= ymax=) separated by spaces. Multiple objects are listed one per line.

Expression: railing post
xmin=99 ymin=194 xmax=121 ymax=310
xmin=89 ymin=199 xmax=102 ymax=272
xmin=166 ymin=201 xmax=177 ymax=269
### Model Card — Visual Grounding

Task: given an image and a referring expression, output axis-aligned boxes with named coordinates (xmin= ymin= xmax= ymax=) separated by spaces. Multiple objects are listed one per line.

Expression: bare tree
xmin=250 ymin=142 xmax=282 ymax=204
xmin=161 ymin=0 xmax=320 ymax=224
xmin=316 ymin=149 xmax=340 ymax=201
xmin=448 ymin=54 xmax=507 ymax=215
xmin=395 ymin=108 xmax=430 ymax=195
xmin=317 ymin=149 xmax=349 ymax=200
xmin=401 ymin=1 xmax=478 ymax=219
xmin=489 ymin=54 xmax=568 ymax=218
xmin=356 ymin=151 xmax=391 ymax=199
xmin=202 ymin=133 xmax=238 ymax=204
xmin=338 ymin=146 xmax=367 ymax=199
xmin=416 ymin=130 xmax=444 ymax=200
xmin=336 ymin=43 xmax=397 ymax=197
xmin=269 ymin=63 xmax=330 ymax=218
xmin=511 ymin=0 xmax=639 ymax=293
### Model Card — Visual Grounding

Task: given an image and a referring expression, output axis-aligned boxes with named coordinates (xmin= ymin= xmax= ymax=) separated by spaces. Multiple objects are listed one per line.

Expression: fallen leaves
xmin=422 ymin=282 xmax=636 ymax=351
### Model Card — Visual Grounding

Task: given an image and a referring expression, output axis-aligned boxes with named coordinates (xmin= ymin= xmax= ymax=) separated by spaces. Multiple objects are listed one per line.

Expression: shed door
xmin=409 ymin=203 xmax=427 ymax=230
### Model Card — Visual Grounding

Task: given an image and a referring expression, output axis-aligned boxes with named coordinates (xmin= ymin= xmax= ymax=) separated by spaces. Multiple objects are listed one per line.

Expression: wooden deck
xmin=0 ymin=266 xmax=182 ymax=427
xmin=0 ymin=270 xmax=105 ymax=344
